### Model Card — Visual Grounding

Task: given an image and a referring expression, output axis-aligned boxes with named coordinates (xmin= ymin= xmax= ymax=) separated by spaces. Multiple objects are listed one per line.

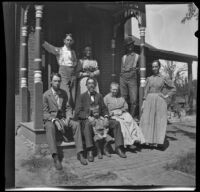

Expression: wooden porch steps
xmin=18 ymin=121 xmax=76 ymax=147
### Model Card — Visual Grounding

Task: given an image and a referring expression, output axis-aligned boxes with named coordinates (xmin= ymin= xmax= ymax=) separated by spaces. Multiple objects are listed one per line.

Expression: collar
xmin=63 ymin=45 xmax=71 ymax=51
xmin=83 ymin=56 xmax=89 ymax=60
xmin=82 ymin=56 xmax=93 ymax=60
xmin=110 ymin=93 xmax=119 ymax=98
xmin=126 ymin=52 xmax=135 ymax=56
xmin=88 ymin=90 xmax=96 ymax=96
xmin=152 ymin=73 xmax=161 ymax=77
xmin=51 ymin=87 xmax=61 ymax=95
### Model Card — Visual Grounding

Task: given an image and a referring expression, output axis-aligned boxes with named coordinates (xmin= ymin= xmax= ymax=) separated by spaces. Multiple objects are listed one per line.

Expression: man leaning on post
xmin=120 ymin=36 xmax=140 ymax=120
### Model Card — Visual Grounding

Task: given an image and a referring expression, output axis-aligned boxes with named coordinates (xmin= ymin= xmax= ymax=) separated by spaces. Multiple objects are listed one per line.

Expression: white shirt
xmin=51 ymin=88 xmax=60 ymax=106
xmin=88 ymin=91 xmax=95 ymax=103
xmin=57 ymin=45 xmax=76 ymax=67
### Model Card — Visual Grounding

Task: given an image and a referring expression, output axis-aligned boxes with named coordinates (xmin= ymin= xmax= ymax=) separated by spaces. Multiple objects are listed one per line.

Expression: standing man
xmin=75 ymin=77 xmax=127 ymax=162
xmin=43 ymin=73 xmax=87 ymax=170
xmin=120 ymin=36 xmax=140 ymax=120
xmin=42 ymin=33 xmax=77 ymax=109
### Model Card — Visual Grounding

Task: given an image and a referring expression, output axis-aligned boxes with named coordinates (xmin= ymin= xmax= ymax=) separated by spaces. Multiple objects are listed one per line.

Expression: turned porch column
xmin=20 ymin=5 xmax=30 ymax=122
xmin=139 ymin=13 xmax=146 ymax=118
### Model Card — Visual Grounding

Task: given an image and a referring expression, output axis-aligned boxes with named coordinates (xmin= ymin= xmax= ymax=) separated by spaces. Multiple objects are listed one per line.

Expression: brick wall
xmin=28 ymin=31 xmax=35 ymax=120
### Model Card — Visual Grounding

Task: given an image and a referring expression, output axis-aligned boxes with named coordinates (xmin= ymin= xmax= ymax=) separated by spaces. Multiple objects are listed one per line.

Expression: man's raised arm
xmin=42 ymin=41 xmax=60 ymax=55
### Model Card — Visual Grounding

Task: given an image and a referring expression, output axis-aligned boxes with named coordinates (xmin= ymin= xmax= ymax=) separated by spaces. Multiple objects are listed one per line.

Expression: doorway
xmin=42 ymin=4 xmax=102 ymax=92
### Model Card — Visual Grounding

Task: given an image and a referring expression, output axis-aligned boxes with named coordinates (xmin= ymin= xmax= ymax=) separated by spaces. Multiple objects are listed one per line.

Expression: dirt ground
xmin=15 ymin=114 xmax=196 ymax=188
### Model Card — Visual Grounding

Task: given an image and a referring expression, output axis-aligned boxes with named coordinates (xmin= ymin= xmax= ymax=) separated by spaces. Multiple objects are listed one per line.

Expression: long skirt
xmin=139 ymin=93 xmax=167 ymax=145
xmin=111 ymin=112 xmax=145 ymax=147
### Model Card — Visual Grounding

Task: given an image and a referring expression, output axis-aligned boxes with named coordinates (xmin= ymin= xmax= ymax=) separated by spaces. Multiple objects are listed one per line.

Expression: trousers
xmin=59 ymin=65 xmax=76 ymax=109
xmin=81 ymin=119 xmax=124 ymax=149
xmin=44 ymin=119 xmax=83 ymax=155
xmin=120 ymin=74 xmax=138 ymax=118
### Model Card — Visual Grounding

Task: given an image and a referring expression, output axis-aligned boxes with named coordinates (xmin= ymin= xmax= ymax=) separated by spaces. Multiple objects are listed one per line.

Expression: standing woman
xmin=76 ymin=46 xmax=100 ymax=99
xmin=42 ymin=33 xmax=77 ymax=109
xmin=139 ymin=60 xmax=176 ymax=148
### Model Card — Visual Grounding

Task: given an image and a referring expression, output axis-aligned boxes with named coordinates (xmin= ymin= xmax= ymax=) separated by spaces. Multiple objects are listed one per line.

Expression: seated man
xmin=43 ymin=73 xmax=87 ymax=170
xmin=75 ymin=77 xmax=127 ymax=162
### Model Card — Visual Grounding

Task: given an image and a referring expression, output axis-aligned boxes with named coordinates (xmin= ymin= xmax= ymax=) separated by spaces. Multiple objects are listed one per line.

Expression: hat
xmin=124 ymin=36 xmax=135 ymax=46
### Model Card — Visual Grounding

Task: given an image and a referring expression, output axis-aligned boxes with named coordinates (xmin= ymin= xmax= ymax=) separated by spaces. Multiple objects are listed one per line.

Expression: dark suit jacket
xmin=43 ymin=88 xmax=73 ymax=122
xmin=75 ymin=91 xmax=109 ymax=120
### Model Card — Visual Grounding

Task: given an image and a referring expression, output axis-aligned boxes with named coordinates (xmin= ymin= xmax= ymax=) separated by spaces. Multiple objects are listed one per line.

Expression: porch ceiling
xmin=19 ymin=2 xmax=145 ymax=17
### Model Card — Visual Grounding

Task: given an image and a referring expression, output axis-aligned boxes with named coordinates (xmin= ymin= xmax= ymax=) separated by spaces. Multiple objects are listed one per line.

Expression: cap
xmin=124 ymin=36 xmax=135 ymax=46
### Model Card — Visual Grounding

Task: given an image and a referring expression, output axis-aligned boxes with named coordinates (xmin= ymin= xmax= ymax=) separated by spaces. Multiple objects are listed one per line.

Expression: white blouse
xmin=57 ymin=46 xmax=77 ymax=67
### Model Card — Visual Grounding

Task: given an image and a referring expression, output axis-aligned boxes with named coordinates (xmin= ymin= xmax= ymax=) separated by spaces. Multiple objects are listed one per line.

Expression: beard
xmin=89 ymin=87 xmax=95 ymax=92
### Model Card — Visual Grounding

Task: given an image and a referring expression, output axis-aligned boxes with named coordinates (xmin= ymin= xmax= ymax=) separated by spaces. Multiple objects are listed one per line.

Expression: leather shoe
xmin=128 ymin=145 xmax=137 ymax=150
xmin=134 ymin=140 xmax=141 ymax=145
xmin=103 ymin=147 xmax=111 ymax=157
xmin=97 ymin=151 xmax=103 ymax=159
xmin=53 ymin=154 xmax=63 ymax=170
xmin=116 ymin=147 xmax=127 ymax=158
xmin=77 ymin=152 xmax=88 ymax=165
xmin=87 ymin=150 xmax=94 ymax=162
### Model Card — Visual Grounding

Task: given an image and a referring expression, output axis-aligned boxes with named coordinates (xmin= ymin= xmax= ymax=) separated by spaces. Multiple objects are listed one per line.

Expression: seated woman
xmin=139 ymin=60 xmax=176 ymax=149
xmin=104 ymin=82 xmax=145 ymax=149
xmin=76 ymin=46 xmax=100 ymax=100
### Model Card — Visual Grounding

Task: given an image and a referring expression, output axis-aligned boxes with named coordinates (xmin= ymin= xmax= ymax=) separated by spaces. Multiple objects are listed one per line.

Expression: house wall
xmin=15 ymin=4 xmax=21 ymax=95
xmin=17 ymin=5 xmax=125 ymax=119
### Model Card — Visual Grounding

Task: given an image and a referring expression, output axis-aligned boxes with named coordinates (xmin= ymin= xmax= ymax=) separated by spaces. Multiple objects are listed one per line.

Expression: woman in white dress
xmin=76 ymin=46 xmax=100 ymax=99
xmin=104 ymin=82 xmax=145 ymax=149
xmin=76 ymin=46 xmax=100 ymax=105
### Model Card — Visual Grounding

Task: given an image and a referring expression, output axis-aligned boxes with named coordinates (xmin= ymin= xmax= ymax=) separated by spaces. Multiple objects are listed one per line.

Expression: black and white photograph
xmin=4 ymin=1 xmax=197 ymax=190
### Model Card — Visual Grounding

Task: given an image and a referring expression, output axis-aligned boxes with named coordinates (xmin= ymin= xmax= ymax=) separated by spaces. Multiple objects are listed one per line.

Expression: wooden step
xmin=57 ymin=141 xmax=75 ymax=147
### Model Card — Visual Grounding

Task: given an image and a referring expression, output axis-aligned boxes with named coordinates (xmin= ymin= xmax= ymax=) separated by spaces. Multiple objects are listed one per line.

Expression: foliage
xmin=161 ymin=61 xmax=189 ymax=106
xmin=192 ymin=79 xmax=197 ymax=99
xmin=181 ymin=3 xmax=198 ymax=23
xmin=164 ymin=150 xmax=196 ymax=176
xmin=161 ymin=61 xmax=177 ymax=81
xmin=174 ymin=75 xmax=188 ymax=97
xmin=161 ymin=61 xmax=187 ymax=83
xmin=21 ymin=155 xmax=51 ymax=172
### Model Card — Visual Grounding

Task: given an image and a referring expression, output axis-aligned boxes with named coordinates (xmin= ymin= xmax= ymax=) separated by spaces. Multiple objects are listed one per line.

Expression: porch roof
xmin=131 ymin=36 xmax=198 ymax=63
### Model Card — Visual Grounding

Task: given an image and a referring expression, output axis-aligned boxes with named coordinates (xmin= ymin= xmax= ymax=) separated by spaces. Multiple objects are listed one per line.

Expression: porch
xmin=16 ymin=2 xmax=147 ymax=146
xmin=15 ymin=2 xmax=197 ymax=147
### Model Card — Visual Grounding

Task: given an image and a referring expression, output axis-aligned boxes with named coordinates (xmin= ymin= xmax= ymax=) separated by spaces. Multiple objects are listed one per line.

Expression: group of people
xmin=42 ymin=33 xmax=176 ymax=170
